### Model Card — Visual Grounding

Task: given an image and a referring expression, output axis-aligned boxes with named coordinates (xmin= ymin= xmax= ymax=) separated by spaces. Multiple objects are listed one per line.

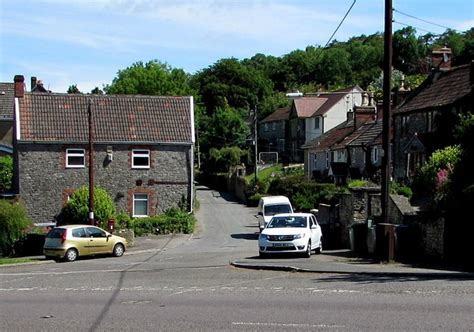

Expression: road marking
xmin=232 ymin=322 xmax=345 ymax=328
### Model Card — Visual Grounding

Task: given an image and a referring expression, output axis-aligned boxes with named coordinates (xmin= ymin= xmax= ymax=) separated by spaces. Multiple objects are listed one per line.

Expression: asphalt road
xmin=1 ymin=186 xmax=474 ymax=331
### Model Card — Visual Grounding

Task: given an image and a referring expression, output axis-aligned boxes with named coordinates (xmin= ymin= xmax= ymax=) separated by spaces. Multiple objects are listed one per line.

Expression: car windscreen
xmin=264 ymin=204 xmax=292 ymax=216
xmin=268 ymin=216 xmax=307 ymax=228
xmin=46 ymin=228 xmax=66 ymax=238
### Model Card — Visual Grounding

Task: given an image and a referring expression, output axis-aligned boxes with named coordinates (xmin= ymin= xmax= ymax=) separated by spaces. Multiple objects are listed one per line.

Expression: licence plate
xmin=273 ymin=243 xmax=291 ymax=247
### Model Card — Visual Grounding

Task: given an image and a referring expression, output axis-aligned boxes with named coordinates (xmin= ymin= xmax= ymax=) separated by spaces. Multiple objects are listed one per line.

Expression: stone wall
xmin=17 ymin=143 xmax=193 ymax=223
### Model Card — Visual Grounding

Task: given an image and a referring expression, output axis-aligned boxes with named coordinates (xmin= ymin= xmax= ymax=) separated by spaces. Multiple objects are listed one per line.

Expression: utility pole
xmin=254 ymin=104 xmax=258 ymax=182
xmin=381 ymin=0 xmax=393 ymax=224
xmin=88 ymin=99 xmax=95 ymax=225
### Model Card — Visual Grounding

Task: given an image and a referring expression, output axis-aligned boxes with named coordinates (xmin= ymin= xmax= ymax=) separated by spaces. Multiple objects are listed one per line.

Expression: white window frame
xmin=132 ymin=149 xmax=150 ymax=169
xmin=66 ymin=148 xmax=85 ymax=168
xmin=133 ymin=193 xmax=149 ymax=217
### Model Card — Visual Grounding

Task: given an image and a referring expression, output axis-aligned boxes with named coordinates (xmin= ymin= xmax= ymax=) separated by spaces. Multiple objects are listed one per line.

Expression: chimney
xmin=431 ymin=46 xmax=452 ymax=71
xmin=346 ymin=111 xmax=354 ymax=122
xmin=31 ymin=76 xmax=37 ymax=91
xmin=14 ymin=75 xmax=25 ymax=98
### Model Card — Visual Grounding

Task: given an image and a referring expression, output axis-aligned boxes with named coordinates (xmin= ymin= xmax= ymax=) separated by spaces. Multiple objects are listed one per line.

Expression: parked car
xmin=258 ymin=213 xmax=322 ymax=258
xmin=256 ymin=196 xmax=294 ymax=231
xmin=43 ymin=225 xmax=127 ymax=262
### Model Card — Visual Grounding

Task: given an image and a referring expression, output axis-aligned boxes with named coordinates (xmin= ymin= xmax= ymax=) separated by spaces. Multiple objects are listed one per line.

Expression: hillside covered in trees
xmin=88 ymin=27 xmax=474 ymax=167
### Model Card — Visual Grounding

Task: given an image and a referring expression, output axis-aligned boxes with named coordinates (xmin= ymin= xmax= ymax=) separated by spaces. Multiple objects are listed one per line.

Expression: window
xmin=72 ymin=228 xmax=87 ymax=238
xmin=372 ymin=147 xmax=379 ymax=163
xmin=312 ymin=153 xmax=317 ymax=170
xmin=326 ymin=151 xmax=330 ymax=169
xmin=133 ymin=193 xmax=149 ymax=217
xmin=86 ymin=227 xmax=106 ymax=238
xmin=272 ymin=122 xmax=276 ymax=131
xmin=314 ymin=117 xmax=320 ymax=130
xmin=264 ymin=123 xmax=269 ymax=132
xmin=66 ymin=149 xmax=85 ymax=168
xmin=132 ymin=149 xmax=150 ymax=169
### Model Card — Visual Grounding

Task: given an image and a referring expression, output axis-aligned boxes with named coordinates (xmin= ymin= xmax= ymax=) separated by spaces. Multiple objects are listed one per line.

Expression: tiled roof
xmin=347 ymin=121 xmax=383 ymax=147
xmin=17 ymin=93 xmax=194 ymax=144
xmin=0 ymin=83 xmax=14 ymax=119
xmin=293 ymin=97 xmax=328 ymax=118
xmin=395 ymin=64 xmax=472 ymax=114
xmin=301 ymin=120 xmax=355 ymax=152
xmin=293 ymin=86 xmax=363 ymax=119
xmin=261 ymin=106 xmax=290 ymax=123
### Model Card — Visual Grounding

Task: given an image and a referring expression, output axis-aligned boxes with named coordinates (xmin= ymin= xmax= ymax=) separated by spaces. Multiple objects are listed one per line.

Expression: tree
xmin=0 ymin=155 xmax=13 ymax=192
xmin=67 ymin=84 xmax=81 ymax=94
xmin=192 ymin=58 xmax=273 ymax=114
xmin=393 ymin=27 xmax=426 ymax=74
xmin=59 ymin=186 xmax=116 ymax=228
xmin=105 ymin=60 xmax=194 ymax=96
xmin=90 ymin=87 xmax=104 ymax=95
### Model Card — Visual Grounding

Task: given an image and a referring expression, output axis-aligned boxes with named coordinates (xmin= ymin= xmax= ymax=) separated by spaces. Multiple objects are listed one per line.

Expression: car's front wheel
xmin=113 ymin=243 xmax=125 ymax=257
xmin=64 ymin=248 xmax=78 ymax=262
xmin=315 ymin=239 xmax=323 ymax=254
xmin=304 ymin=241 xmax=312 ymax=258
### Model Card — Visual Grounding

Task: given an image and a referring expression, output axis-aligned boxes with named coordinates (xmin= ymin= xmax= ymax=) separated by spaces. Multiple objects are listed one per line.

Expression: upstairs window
xmin=66 ymin=149 xmax=85 ymax=168
xmin=132 ymin=149 xmax=150 ymax=169
xmin=314 ymin=117 xmax=320 ymax=130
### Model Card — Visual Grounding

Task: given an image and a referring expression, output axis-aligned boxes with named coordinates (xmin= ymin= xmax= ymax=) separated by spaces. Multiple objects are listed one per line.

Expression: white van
xmin=256 ymin=196 xmax=294 ymax=231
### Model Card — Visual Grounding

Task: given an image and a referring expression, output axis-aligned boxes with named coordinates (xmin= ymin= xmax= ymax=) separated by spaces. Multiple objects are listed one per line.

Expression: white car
xmin=258 ymin=213 xmax=323 ymax=258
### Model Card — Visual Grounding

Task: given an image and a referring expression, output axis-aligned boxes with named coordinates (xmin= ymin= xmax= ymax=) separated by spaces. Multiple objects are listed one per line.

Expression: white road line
xmin=232 ymin=321 xmax=345 ymax=329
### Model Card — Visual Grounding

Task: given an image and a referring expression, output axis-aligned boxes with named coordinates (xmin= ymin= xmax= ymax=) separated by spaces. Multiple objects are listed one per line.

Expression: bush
xmin=0 ymin=155 xmax=13 ymax=192
xmin=115 ymin=212 xmax=133 ymax=230
xmin=59 ymin=186 xmax=116 ymax=228
xmin=0 ymin=200 xmax=31 ymax=256
xmin=131 ymin=208 xmax=196 ymax=236
xmin=391 ymin=182 xmax=413 ymax=199
xmin=348 ymin=179 xmax=369 ymax=188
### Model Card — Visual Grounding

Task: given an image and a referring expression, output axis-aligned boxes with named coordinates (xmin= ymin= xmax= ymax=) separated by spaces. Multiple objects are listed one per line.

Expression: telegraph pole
xmin=254 ymin=104 xmax=258 ymax=182
xmin=88 ymin=99 xmax=95 ymax=225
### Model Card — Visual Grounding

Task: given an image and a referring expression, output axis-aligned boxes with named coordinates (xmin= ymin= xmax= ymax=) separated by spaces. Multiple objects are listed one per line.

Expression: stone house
xmin=12 ymin=75 xmax=195 ymax=223
xmin=0 ymin=82 xmax=14 ymax=157
xmin=302 ymin=104 xmax=377 ymax=181
xmin=393 ymin=60 xmax=474 ymax=182
xmin=287 ymin=86 xmax=363 ymax=162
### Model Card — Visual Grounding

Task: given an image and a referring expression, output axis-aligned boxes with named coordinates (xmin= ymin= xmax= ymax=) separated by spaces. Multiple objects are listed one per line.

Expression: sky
xmin=1 ymin=0 xmax=473 ymax=93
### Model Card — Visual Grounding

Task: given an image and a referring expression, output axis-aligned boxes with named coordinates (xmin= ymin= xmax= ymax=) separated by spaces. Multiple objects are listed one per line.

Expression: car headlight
xmin=259 ymin=234 xmax=269 ymax=240
xmin=293 ymin=233 xmax=305 ymax=239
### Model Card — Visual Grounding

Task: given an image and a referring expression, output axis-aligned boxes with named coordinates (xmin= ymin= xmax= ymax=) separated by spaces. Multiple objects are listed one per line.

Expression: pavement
xmin=4 ymin=234 xmax=474 ymax=279
xmin=130 ymin=235 xmax=474 ymax=279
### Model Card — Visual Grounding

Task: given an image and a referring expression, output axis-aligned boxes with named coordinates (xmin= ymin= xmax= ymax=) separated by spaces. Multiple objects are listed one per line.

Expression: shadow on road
xmin=231 ymin=233 xmax=259 ymax=240
xmin=314 ymin=273 xmax=474 ymax=283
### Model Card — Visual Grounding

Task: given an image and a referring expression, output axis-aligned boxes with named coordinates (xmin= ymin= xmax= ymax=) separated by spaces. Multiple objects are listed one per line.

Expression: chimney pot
xmin=31 ymin=76 xmax=37 ymax=91
xmin=14 ymin=75 xmax=25 ymax=98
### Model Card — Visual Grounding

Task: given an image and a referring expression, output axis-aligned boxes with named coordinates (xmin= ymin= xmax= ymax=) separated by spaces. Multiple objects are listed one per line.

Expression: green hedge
xmin=0 ymin=200 xmax=31 ymax=256
xmin=130 ymin=208 xmax=196 ymax=236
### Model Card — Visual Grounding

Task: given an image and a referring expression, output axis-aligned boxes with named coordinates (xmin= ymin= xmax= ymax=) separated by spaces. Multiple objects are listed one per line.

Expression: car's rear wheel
xmin=113 ymin=243 xmax=125 ymax=257
xmin=304 ymin=241 xmax=312 ymax=258
xmin=64 ymin=248 xmax=78 ymax=262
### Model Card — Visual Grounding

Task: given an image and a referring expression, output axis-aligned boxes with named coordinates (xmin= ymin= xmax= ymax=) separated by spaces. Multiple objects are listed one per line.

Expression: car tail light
xmin=61 ymin=230 xmax=67 ymax=244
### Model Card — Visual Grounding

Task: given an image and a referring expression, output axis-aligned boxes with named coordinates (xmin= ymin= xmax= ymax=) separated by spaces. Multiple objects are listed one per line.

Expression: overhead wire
xmin=393 ymin=8 xmax=455 ymax=31
xmin=392 ymin=20 xmax=436 ymax=34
